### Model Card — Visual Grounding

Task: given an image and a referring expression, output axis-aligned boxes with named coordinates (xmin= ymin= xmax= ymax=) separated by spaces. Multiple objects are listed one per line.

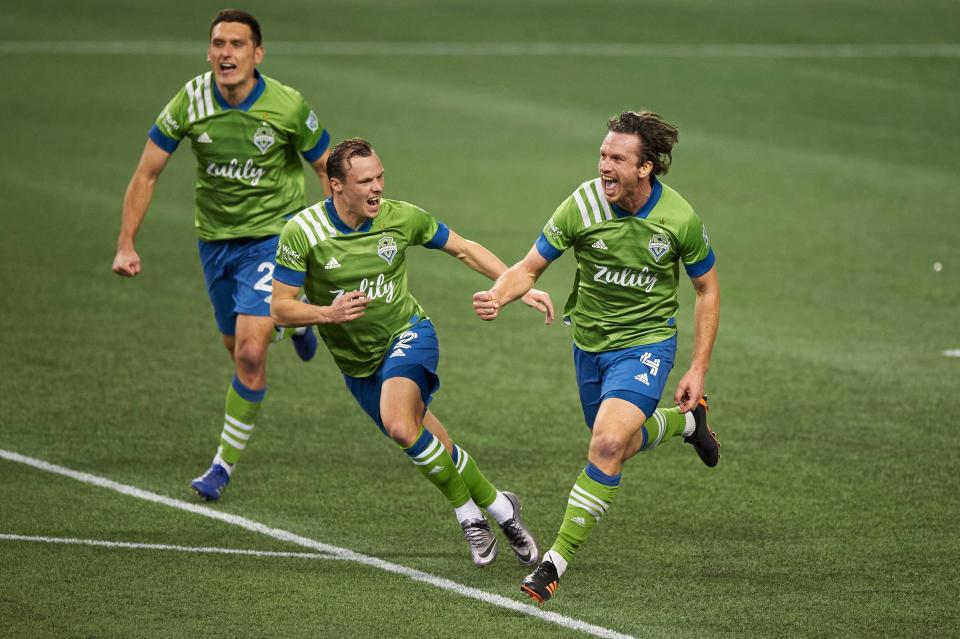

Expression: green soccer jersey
xmin=537 ymin=176 xmax=716 ymax=353
xmin=274 ymin=197 xmax=449 ymax=377
xmin=149 ymin=70 xmax=330 ymax=241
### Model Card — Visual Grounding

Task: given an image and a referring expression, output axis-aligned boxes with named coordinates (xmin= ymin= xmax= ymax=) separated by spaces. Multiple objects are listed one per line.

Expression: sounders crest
xmin=253 ymin=123 xmax=275 ymax=153
xmin=377 ymin=235 xmax=398 ymax=265
xmin=648 ymin=232 xmax=671 ymax=261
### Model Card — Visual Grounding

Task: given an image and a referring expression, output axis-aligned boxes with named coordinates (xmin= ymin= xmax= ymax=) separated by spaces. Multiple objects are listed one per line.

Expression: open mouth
xmin=366 ymin=195 xmax=381 ymax=210
xmin=601 ymin=176 xmax=618 ymax=197
xmin=219 ymin=62 xmax=237 ymax=73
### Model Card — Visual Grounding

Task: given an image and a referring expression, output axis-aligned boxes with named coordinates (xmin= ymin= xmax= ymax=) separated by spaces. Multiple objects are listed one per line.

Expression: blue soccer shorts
xmin=197 ymin=235 xmax=280 ymax=336
xmin=343 ymin=318 xmax=441 ymax=436
xmin=573 ymin=335 xmax=677 ymax=429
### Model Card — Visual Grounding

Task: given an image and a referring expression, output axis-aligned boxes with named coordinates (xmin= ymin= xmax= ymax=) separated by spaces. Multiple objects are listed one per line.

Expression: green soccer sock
xmin=217 ymin=376 xmax=265 ymax=466
xmin=452 ymin=445 xmax=497 ymax=509
xmin=404 ymin=427 xmax=472 ymax=510
xmin=549 ymin=464 xmax=621 ymax=566
xmin=639 ymin=407 xmax=688 ymax=452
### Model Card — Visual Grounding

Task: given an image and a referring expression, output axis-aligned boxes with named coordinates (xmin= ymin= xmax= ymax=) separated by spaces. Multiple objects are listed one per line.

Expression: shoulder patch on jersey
xmin=278 ymin=244 xmax=301 ymax=265
xmin=306 ymin=110 xmax=319 ymax=132
xmin=648 ymin=232 xmax=671 ymax=261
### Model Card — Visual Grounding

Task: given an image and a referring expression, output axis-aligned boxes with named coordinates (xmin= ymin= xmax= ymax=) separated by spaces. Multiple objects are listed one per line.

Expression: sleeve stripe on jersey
xmin=583 ymin=180 xmax=605 ymax=224
xmin=274 ymin=264 xmax=306 ymax=288
xmin=302 ymin=129 xmax=331 ymax=162
xmin=186 ymin=72 xmax=214 ymax=123
xmin=536 ymin=233 xmax=563 ymax=261
xmin=684 ymin=248 xmax=716 ymax=278
xmin=148 ymin=124 xmax=179 ymax=153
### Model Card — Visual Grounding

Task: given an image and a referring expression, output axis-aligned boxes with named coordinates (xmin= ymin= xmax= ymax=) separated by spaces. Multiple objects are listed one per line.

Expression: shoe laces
xmin=500 ymin=518 xmax=529 ymax=547
xmin=462 ymin=520 xmax=493 ymax=550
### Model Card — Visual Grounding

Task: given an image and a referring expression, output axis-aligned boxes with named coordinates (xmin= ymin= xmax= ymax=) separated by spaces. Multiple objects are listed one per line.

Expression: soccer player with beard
xmin=473 ymin=111 xmax=721 ymax=603
xmin=271 ymin=138 xmax=552 ymax=567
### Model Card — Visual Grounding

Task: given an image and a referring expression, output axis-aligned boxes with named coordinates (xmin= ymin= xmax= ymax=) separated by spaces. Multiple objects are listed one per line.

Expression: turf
xmin=2 ymin=1 xmax=959 ymax=637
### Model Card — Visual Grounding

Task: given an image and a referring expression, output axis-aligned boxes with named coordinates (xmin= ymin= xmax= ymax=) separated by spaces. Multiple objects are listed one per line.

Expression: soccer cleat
xmin=191 ymin=463 xmax=230 ymax=501
xmin=291 ymin=326 xmax=318 ymax=361
xmin=520 ymin=560 xmax=560 ymax=604
xmin=460 ymin=518 xmax=498 ymax=567
xmin=498 ymin=492 xmax=540 ymax=566
xmin=683 ymin=396 xmax=720 ymax=467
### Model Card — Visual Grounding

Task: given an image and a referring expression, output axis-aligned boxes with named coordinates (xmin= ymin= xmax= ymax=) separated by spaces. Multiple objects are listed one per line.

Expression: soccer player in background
xmin=271 ymin=138 xmax=552 ymax=567
xmin=111 ymin=9 xmax=331 ymax=500
xmin=473 ymin=111 xmax=721 ymax=602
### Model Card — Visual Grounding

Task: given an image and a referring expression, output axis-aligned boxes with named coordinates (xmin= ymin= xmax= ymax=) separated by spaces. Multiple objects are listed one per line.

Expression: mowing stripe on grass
xmin=0 ymin=449 xmax=637 ymax=639
xmin=0 ymin=533 xmax=338 ymax=560
xmin=0 ymin=41 xmax=958 ymax=58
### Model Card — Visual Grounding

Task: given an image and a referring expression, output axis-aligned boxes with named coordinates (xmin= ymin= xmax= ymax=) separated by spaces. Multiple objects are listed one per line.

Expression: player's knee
xmin=382 ymin=414 xmax=418 ymax=447
xmin=234 ymin=341 xmax=267 ymax=375
xmin=589 ymin=432 xmax=627 ymax=463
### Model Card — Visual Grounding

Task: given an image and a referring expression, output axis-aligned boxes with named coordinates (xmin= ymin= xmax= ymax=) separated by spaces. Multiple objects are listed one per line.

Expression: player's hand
xmin=520 ymin=288 xmax=555 ymax=325
xmin=112 ymin=247 xmax=142 ymax=277
xmin=473 ymin=289 xmax=501 ymax=321
xmin=674 ymin=367 xmax=706 ymax=413
xmin=324 ymin=290 xmax=368 ymax=323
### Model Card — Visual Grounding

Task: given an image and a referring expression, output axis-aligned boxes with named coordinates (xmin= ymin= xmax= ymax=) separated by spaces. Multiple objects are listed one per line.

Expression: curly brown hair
xmin=607 ymin=111 xmax=679 ymax=176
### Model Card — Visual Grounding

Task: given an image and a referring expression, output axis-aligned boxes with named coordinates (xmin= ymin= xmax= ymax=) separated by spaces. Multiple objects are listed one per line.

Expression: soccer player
xmin=271 ymin=138 xmax=553 ymax=567
xmin=111 ymin=10 xmax=331 ymax=500
xmin=473 ymin=111 xmax=721 ymax=603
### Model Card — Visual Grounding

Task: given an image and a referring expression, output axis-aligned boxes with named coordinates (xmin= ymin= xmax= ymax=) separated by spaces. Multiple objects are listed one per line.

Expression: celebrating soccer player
xmin=473 ymin=111 xmax=721 ymax=603
xmin=271 ymin=138 xmax=552 ymax=567
xmin=112 ymin=10 xmax=331 ymax=500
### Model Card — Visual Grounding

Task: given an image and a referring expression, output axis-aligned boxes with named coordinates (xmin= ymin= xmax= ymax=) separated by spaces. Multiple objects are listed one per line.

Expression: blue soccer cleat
xmin=191 ymin=463 xmax=230 ymax=501
xmin=290 ymin=295 xmax=318 ymax=361
xmin=291 ymin=326 xmax=318 ymax=361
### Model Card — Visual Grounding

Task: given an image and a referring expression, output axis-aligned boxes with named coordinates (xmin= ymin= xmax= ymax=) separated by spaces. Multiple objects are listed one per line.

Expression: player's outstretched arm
xmin=441 ymin=231 xmax=554 ymax=324
xmin=271 ymin=280 xmax=368 ymax=326
xmin=112 ymin=139 xmax=172 ymax=277
xmin=473 ymin=244 xmax=552 ymax=323
xmin=674 ymin=266 xmax=720 ymax=412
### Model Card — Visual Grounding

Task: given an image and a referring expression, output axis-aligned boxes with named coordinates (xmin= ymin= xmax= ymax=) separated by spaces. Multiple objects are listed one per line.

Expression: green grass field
xmin=2 ymin=1 xmax=959 ymax=637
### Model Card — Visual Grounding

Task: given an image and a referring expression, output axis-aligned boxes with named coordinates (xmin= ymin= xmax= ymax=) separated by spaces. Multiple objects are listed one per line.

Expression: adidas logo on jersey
xmin=571 ymin=516 xmax=587 ymax=527
xmin=634 ymin=373 xmax=650 ymax=386
xmin=197 ymin=132 xmax=213 ymax=143
xmin=324 ymin=257 xmax=341 ymax=270
xmin=427 ymin=465 xmax=445 ymax=476
xmin=591 ymin=239 xmax=608 ymax=250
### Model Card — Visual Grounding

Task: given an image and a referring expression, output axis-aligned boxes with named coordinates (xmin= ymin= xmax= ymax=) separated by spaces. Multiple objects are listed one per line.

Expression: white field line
xmin=943 ymin=349 xmax=960 ymax=357
xmin=0 ymin=40 xmax=958 ymax=58
xmin=0 ymin=449 xmax=636 ymax=639
xmin=0 ymin=533 xmax=338 ymax=560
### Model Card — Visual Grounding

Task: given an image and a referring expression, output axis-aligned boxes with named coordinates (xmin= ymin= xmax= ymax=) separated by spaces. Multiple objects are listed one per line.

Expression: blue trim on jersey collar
xmin=323 ymin=197 xmax=373 ymax=234
xmin=610 ymin=176 xmax=662 ymax=219
xmin=212 ymin=69 xmax=265 ymax=111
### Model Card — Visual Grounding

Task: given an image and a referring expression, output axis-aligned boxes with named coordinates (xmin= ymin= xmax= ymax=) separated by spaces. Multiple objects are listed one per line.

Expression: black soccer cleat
xmin=683 ymin=396 xmax=720 ymax=467
xmin=520 ymin=560 xmax=560 ymax=604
